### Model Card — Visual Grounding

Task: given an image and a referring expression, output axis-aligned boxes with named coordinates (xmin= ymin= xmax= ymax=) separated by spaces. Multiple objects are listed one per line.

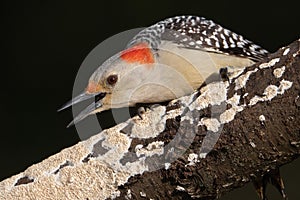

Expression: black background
xmin=2 ymin=0 xmax=300 ymax=199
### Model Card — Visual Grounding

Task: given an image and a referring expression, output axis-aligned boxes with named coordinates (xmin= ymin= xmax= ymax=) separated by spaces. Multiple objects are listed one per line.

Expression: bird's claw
xmin=252 ymin=167 xmax=287 ymax=200
xmin=137 ymin=107 xmax=146 ymax=120
xmin=137 ymin=104 xmax=160 ymax=120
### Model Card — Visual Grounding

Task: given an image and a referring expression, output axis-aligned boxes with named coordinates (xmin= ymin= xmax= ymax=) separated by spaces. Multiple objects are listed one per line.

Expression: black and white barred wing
xmin=128 ymin=16 xmax=269 ymax=61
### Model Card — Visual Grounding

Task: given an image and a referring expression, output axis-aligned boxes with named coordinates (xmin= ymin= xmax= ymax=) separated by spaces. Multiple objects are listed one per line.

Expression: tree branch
xmin=0 ymin=39 xmax=299 ymax=200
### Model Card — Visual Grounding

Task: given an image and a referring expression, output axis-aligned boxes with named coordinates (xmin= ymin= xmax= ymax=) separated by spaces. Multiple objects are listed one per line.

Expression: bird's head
xmin=58 ymin=43 xmax=157 ymax=127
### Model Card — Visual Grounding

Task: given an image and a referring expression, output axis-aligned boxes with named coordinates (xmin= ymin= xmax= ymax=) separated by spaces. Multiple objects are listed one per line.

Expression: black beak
xmin=58 ymin=92 xmax=106 ymax=127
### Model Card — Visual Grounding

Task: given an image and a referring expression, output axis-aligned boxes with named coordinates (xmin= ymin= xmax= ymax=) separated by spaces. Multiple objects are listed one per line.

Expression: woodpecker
xmin=59 ymin=15 xmax=269 ymax=126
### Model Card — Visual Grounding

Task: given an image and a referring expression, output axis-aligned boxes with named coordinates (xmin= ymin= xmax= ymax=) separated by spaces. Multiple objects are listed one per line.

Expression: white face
xmin=106 ymin=62 xmax=194 ymax=107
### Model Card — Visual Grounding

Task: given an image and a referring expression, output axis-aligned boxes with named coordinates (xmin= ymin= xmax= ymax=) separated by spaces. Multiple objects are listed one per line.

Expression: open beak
xmin=58 ymin=92 xmax=106 ymax=127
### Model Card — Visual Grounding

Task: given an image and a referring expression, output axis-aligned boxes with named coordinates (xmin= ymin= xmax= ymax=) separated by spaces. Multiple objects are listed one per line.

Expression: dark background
xmin=2 ymin=0 xmax=300 ymax=199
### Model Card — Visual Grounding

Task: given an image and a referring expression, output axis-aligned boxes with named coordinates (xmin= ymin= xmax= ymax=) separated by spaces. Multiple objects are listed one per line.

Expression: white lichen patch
xmin=250 ymin=141 xmax=256 ymax=148
xmin=135 ymin=144 xmax=143 ymax=152
xmin=181 ymin=115 xmax=194 ymax=124
xmin=199 ymin=153 xmax=207 ymax=159
xmin=222 ymin=183 xmax=233 ymax=188
xmin=140 ymin=191 xmax=146 ymax=197
xmin=84 ymin=123 xmax=125 ymax=152
xmin=249 ymin=95 xmax=264 ymax=106
xmin=259 ymin=115 xmax=266 ymax=121
xmin=219 ymin=106 xmax=243 ymax=124
xmin=189 ymin=81 xmax=228 ymax=110
xmin=164 ymin=163 xmax=171 ymax=170
xmin=121 ymin=159 xmax=149 ymax=178
xmin=278 ymin=80 xmax=293 ymax=94
xmin=283 ymin=48 xmax=290 ymax=56
xmin=259 ymin=58 xmax=280 ymax=69
xmin=135 ymin=141 xmax=164 ymax=157
xmin=165 ymin=107 xmax=183 ymax=119
xmin=273 ymin=66 xmax=286 ymax=78
xmin=219 ymin=93 xmax=245 ymax=124
xmin=243 ymin=93 xmax=249 ymax=98
xmin=227 ymin=93 xmax=241 ymax=106
xmin=100 ymin=130 xmax=132 ymax=163
xmin=146 ymin=141 xmax=164 ymax=151
xmin=263 ymin=85 xmax=279 ymax=100
xmin=186 ymin=153 xmax=199 ymax=166
xmin=126 ymin=189 xmax=132 ymax=199
xmin=235 ymin=68 xmax=258 ymax=90
xmin=199 ymin=118 xmax=220 ymax=132
xmin=130 ymin=106 xmax=166 ymax=138
xmin=220 ymin=78 xmax=292 ymax=125
xmin=249 ymin=80 xmax=293 ymax=106
xmin=90 ymin=125 xmax=156 ymax=181
xmin=176 ymin=186 xmax=186 ymax=191
xmin=104 ymin=128 xmax=131 ymax=149
xmin=290 ymin=141 xmax=300 ymax=147
xmin=0 ymin=131 xmax=136 ymax=200
xmin=165 ymin=92 xmax=202 ymax=120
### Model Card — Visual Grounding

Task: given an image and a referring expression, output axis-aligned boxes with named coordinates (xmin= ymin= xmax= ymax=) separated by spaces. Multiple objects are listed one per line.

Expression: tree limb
xmin=0 ymin=39 xmax=299 ymax=200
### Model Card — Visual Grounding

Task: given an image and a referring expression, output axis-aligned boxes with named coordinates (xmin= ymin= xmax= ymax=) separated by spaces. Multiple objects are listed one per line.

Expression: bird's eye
xmin=107 ymin=74 xmax=118 ymax=85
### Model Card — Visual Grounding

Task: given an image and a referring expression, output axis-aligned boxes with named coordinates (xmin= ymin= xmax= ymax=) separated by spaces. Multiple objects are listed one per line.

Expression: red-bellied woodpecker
xmin=58 ymin=15 xmax=269 ymax=127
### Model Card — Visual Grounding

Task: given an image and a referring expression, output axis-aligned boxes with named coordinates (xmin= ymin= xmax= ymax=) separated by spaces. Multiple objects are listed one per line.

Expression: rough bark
xmin=0 ymin=39 xmax=299 ymax=200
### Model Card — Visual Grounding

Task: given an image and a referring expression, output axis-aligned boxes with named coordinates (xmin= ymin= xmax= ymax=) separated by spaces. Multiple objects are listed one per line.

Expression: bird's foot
xmin=252 ymin=167 xmax=287 ymax=200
